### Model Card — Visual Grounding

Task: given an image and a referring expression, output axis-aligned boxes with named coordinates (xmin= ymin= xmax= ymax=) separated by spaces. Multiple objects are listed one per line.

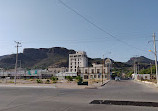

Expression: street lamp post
xmin=149 ymin=33 xmax=158 ymax=85
xmin=153 ymin=33 xmax=158 ymax=85
xmin=102 ymin=55 xmax=104 ymax=85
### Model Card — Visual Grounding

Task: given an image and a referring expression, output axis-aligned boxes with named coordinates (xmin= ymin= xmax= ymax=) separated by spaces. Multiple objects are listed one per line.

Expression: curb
xmin=134 ymin=80 xmax=158 ymax=88
xmin=0 ymin=85 xmax=56 ymax=88
xmin=84 ymin=86 xmax=98 ymax=89
xmin=101 ymin=80 xmax=110 ymax=87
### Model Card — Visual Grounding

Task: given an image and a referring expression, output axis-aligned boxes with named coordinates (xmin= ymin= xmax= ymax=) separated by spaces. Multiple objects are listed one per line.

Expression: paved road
xmin=0 ymin=80 xmax=158 ymax=111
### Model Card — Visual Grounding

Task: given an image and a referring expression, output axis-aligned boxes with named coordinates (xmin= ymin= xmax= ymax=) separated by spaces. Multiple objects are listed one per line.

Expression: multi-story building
xmin=78 ymin=59 xmax=112 ymax=80
xmin=69 ymin=51 xmax=88 ymax=72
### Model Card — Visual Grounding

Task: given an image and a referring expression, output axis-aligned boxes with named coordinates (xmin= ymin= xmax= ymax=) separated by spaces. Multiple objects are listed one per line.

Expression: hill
xmin=0 ymin=47 xmax=154 ymax=73
xmin=0 ymin=47 xmax=75 ymax=69
xmin=126 ymin=56 xmax=154 ymax=65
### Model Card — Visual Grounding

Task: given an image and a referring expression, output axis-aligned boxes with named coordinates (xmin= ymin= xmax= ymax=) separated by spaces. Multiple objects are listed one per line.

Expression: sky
xmin=0 ymin=0 xmax=158 ymax=62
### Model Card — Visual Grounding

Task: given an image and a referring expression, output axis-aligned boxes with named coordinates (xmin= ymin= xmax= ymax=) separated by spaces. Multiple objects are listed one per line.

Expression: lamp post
xmin=149 ymin=49 xmax=158 ymax=85
xmin=148 ymin=33 xmax=158 ymax=85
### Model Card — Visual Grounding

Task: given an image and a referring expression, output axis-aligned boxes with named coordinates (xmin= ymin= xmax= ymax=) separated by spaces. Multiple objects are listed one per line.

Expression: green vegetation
xmin=75 ymin=76 xmax=83 ymax=82
xmin=66 ymin=76 xmax=73 ymax=81
xmin=51 ymin=77 xmax=58 ymax=83
xmin=126 ymin=71 xmax=134 ymax=77
xmin=8 ymin=81 xmax=14 ymax=83
xmin=139 ymin=66 xmax=155 ymax=74
xmin=36 ymin=79 xmax=43 ymax=83
xmin=45 ymin=79 xmax=50 ymax=84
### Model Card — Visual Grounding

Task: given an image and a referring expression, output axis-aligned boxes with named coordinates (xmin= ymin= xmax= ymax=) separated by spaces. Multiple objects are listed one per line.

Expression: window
xmin=85 ymin=69 xmax=88 ymax=73
xmin=94 ymin=75 xmax=96 ymax=78
xmin=84 ymin=75 xmax=88 ymax=79
xmin=91 ymin=69 xmax=94 ymax=73
xmin=98 ymin=75 xmax=100 ymax=78
xmin=97 ymin=69 xmax=100 ymax=73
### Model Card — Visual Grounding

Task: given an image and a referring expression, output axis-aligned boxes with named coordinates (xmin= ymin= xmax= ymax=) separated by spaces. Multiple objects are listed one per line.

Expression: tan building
xmin=78 ymin=58 xmax=112 ymax=80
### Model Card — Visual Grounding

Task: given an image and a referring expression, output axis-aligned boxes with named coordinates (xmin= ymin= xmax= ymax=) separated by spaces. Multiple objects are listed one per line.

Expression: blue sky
xmin=0 ymin=0 xmax=158 ymax=62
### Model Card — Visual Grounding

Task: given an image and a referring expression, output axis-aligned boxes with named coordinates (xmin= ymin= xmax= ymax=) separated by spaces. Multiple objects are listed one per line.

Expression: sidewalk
xmin=134 ymin=80 xmax=158 ymax=89
xmin=0 ymin=80 xmax=110 ymax=89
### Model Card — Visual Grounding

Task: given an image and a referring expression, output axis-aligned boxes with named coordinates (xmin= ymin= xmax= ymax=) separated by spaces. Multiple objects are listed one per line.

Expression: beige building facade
xmin=69 ymin=51 xmax=88 ymax=72
xmin=78 ymin=60 xmax=112 ymax=80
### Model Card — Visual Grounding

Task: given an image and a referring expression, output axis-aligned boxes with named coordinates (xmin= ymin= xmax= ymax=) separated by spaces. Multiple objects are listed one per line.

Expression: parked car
xmin=115 ymin=76 xmax=121 ymax=81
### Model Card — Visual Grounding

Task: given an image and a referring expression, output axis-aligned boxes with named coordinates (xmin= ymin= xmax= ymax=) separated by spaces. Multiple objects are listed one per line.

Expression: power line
xmin=58 ymin=0 xmax=147 ymax=52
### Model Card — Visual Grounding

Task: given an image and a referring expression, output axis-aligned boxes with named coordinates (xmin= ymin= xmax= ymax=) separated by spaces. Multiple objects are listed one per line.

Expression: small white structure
xmin=48 ymin=67 xmax=68 ymax=75
xmin=55 ymin=72 xmax=77 ymax=80
xmin=69 ymin=51 xmax=88 ymax=72
xmin=132 ymin=74 xmax=150 ymax=80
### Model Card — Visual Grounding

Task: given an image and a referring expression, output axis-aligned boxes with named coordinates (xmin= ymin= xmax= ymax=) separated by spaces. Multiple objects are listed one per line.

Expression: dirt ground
xmin=0 ymin=79 xmax=108 ymax=89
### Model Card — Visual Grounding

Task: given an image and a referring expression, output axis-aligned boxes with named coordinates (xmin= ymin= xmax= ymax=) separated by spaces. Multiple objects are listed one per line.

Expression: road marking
xmin=90 ymin=100 xmax=158 ymax=107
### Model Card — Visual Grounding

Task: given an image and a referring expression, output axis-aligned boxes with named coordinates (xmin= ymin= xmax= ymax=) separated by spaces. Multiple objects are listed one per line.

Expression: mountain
xmin=126 ymin=56 xmax=155 ymax=65
xmin=0 ymin=47 xmax=75 ymax=69
xmin=0 ymin=47 xmax=154 ymax=72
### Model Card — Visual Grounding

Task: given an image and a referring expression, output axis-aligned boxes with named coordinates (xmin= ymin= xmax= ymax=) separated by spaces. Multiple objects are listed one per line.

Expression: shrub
xmin=8 ymin=81 xmax=14 ymax=83
xmin=51 ymin=77 xmax=58 ymax=81
xmin=36 ymin=79 xmax=43 ymax=83
xmin=51 ymin=77 xmax=58 ymax=83
xmin=66 ymin=76 xmax=73 ymax=81
xmin=45 ymin=79 xmax=50 ymax=84
xmin=75 ymin=76 xmax=83 ymax=82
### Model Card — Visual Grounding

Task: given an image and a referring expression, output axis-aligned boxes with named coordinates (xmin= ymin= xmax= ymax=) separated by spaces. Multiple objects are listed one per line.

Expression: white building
xmin=48 ymin=66 xmax=68 ymax=74
xmin=69 ymin=51 xmax=88 ymax=72
xmin=132 ymin=74 xmax=150 ymax=80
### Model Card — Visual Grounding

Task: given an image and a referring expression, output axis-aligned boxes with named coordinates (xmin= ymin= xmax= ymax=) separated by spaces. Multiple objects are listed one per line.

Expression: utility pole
xmin=133 ymin=55 xmax=138 ymax=74
xmin=138 ymin=63 xmax=139 ymax=74
xmin=153 ymin=33 xmax=158 ymax=84
xmin=150 ymin=63 xmax=152 ymax=75
xmin=133 ymin=61 xmax=135 ymax=74
xmin=102 ymin=55 xmax=104 ymax=85
xmin=14 ymin=41 xmax=21 ymax=84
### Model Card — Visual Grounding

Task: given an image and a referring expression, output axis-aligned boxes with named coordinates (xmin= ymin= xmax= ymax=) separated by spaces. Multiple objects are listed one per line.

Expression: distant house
xmin=48 ymin=66 xmax=68 ymax=75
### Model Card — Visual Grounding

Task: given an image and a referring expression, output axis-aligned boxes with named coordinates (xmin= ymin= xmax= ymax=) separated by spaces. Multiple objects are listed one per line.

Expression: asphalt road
xmin=0 ymin=80 xmax=158 ymax=111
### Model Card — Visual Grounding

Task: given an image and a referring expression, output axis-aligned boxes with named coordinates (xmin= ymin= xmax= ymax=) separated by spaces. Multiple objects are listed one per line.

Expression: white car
xmin=115 ymin=76 xmax=121 ymax=81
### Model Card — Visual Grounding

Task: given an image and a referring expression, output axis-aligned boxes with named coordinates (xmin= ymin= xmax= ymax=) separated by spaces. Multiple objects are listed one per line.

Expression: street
xmin=0 ymin=80 xmax=158 ymax=111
